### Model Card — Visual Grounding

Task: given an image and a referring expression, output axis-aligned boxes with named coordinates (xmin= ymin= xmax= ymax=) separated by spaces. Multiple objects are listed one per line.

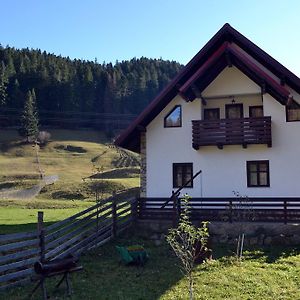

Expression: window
xmin=286 ymin=100 xmax=300 ymax=122
xmin=225 ymin=104 xmax=243 ymax=119
xmin=249 ymin=106 xmax=264 ymax=118
xmin=164 ymin=105 xmax=182 ymax=127
xmin=246 ymin=160 xmax=270 ymax=187
xmin=204 ymin=108 xmax=220 ymax=120
xmin=173 ymin=163 xmax=193 ymax=188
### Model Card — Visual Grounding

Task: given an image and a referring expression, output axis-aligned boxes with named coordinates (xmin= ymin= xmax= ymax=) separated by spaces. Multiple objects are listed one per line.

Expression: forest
xmin=0 ymin=45 xmax=182 ymax=128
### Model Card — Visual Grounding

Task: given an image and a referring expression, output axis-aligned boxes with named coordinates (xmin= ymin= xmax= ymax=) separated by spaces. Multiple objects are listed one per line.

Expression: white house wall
xmin=146 ymin=67 xmax=300 ymax=198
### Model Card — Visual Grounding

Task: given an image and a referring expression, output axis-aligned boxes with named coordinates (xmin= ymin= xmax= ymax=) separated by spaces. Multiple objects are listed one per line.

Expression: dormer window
xmin=164 ymin=105 xmax=182 ymax=127
xmin=286 ymin=100 xmax=300 ymax=122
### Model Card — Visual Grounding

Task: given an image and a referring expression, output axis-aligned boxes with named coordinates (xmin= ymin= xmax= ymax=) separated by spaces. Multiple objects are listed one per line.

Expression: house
xmin=115 ymin=24 xmax=300 ymax=205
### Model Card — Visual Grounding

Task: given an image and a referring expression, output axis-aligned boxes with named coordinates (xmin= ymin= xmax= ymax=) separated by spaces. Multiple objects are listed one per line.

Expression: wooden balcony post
xmin=284 ymin=199 xmax=287 ymax=224
xmin=229 ymin=199 xmax=233 ymax=223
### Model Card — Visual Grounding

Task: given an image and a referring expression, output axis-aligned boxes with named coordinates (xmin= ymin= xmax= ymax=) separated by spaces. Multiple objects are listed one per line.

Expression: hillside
xmin=0 ymin=45 xmax=182 ymax=128
xmin=0 ymin=129 xmax=140 ymax=211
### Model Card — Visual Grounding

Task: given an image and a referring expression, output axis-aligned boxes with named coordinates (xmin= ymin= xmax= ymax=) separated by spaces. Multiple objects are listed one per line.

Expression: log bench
xmin=30 ymin=255 xmax=83 ymax=299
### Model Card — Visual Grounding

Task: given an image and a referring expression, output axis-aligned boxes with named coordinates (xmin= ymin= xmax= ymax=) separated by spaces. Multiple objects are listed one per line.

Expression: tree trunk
xmin=189 ymin=274 xmax=193 ymax=300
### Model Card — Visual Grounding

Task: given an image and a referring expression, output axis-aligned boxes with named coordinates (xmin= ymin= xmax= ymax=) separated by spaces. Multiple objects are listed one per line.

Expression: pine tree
xmin=0 ymin=61 xmax=8 ymax=105
xmin=19 ymin=89 xmax=39 ymax=141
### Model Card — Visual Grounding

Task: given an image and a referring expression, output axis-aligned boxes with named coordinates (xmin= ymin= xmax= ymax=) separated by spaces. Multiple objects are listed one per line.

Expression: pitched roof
xmin=115 ymin=23 xmax=300 ymax=153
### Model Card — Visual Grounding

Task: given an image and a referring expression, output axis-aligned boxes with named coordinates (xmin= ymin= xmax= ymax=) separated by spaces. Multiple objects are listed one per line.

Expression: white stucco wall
xmin=145 ymin=67 xmax=300 ymax=198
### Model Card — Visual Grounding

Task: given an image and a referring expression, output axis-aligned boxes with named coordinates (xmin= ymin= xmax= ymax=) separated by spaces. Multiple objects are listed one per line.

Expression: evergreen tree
xmin=19 ymin=89 xmax=39 ymax=141
xmin=0 ymin=61 xmax=8 ymax=105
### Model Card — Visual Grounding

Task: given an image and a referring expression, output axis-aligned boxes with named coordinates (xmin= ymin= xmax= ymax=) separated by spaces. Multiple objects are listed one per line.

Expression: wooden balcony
xmin=192 ymin=116 xmax=272 ymax=149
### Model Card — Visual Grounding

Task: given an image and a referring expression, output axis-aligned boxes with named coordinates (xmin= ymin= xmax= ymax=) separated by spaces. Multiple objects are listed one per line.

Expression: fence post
xmin=38 ymin=211 xmax=45 ymax=263
xmin=229 ymin=199 xmax=233 ymax=223
xmin=284 ymin=199 xmax=287 ymax=224
xmin=112 ymin=194 xmax=117 ymax=238
xmin=131 ymin=196 xmax=138 ymax=223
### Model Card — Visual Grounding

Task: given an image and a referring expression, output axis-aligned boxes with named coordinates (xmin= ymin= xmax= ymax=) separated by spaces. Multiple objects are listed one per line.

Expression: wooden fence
xmin=0 ymin=195 xmax=137 ymax=290
xmin=138 ymin=197 xmax=300 ymax=224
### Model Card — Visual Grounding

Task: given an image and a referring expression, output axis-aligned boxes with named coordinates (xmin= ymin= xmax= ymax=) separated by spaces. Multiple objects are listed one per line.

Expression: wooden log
xmin=46 ymin=197 xmax=113 ymax=232
xmin=0 ymin=248 xmax=39 ymax=265
xmin=53 ymin=223 xmax=112 ymax=260
xmin=0 ymin=256 xmax=38 ymax=274
xmin=34 ymin=256 xmax=78 ymax=275
xmin=0 ymin=267 xmax=33 ymax=284
xmin=45 ymin=204 xmax=113 ymax=244
xmin=0 ymin=231 xmax=38 ymax=244
xmin=0 ymin=238 xmax=38 ymax=253
xmin=112 ymin=198 xmax=117 ymax=238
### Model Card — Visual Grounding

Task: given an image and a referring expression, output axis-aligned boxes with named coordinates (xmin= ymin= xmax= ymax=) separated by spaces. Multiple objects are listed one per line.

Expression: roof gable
xmin=115 ymin=23 xmax=300 ymax=152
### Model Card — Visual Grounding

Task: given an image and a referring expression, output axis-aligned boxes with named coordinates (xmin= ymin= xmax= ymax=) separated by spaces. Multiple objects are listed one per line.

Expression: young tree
xmin=19 ymin=89 xmax=39 ymax=142
xmin=166 ymin=195 xmax=210 ymax=300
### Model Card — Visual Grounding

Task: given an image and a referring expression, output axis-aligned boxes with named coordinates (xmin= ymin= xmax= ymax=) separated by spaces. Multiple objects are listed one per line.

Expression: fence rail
xmin=0 ymin=195 xmax=137 ymax=290
xmin=138 ymin=197 xmax=300 ymax=224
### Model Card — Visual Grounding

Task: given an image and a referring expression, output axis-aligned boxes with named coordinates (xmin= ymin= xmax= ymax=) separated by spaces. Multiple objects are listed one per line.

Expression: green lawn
xmin=3 ymin=228 xmax=300 ymax=300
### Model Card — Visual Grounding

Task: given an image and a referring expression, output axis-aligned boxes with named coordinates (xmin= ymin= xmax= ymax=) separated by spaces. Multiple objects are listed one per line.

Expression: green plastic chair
xmin=116 ymin=245 xmax=149 ymax=266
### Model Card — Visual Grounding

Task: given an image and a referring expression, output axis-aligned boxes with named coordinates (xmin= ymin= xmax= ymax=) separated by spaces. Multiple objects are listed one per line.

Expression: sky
xmin=1 ymin=0 xmax=300 ymax=76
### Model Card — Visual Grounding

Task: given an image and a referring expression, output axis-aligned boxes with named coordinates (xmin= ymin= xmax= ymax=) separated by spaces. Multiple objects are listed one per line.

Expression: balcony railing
xmin=192 ymin=116 xmax=272 ymax=149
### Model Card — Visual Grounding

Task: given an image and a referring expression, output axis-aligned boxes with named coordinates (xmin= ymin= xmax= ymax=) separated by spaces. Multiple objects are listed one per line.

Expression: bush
xmin=38 ymin=131 xmax=51 ymax=145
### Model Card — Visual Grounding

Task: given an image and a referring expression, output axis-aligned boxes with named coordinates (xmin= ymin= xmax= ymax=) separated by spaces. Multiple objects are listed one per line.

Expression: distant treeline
xmin=0 ymin=45 xmax=182 ymax=128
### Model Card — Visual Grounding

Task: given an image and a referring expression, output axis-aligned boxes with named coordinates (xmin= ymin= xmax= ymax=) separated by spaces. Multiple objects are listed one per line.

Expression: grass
xmin=0 ymin=129 xmax=140 ymax=233
xmin=3 ymin=228 xmax=300 ymax=299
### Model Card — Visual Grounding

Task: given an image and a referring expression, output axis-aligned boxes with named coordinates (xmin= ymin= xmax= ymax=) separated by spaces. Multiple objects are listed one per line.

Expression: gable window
xmin=246 ymin=160 xmax=270 ymax=187
xmin=204 ymin=108 xmax=220 ymax=120
xmin=173 ymin=163 xmax=193 ymax=188
xmin=286 ymin=101 xmax=300 ymax=122
xmin=249 ymin=106 xmax=264 ymax=118
xmin=164 ymin=105 xmax=182 ymax=127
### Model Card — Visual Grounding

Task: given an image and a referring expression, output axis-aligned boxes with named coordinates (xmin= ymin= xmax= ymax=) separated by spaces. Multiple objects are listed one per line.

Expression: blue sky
xmin=1 ymin=0 xmax=300 ymax=76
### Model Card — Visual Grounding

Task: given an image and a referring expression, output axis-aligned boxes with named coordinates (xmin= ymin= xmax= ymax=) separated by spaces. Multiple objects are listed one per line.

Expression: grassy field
xmin=3 ymin=228 xmax=300 ymax=300
xmin=0 ymin=129 xmax=140 ymax=233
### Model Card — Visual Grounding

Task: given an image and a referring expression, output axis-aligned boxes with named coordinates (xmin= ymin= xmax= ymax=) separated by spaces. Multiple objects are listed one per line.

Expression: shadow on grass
xmin=0 ymin=222 xmax=56 ymax=234
xmin=213 ymin=242 xmax=300 ymax=265
xmin=2 ymin=227 xmax=184 ymax=300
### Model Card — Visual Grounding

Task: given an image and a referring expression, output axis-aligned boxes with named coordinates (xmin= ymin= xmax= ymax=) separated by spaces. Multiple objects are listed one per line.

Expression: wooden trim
xmin=286 ymin=101 xmax=300 ymax=122
xmin=163 ymin=105 xmax=182 ymax=128
xmin=225 ymin=103 xmax=244 ymax=119
xmin=172 ymin=163 xmax=193 ymax=188
xmin=246 ymin=160 xmax=270 ymax=187
xmin=249 ymin=105 xmax=263 ymax=118
xmin=203 ymin=108 xmax=220 ymax=120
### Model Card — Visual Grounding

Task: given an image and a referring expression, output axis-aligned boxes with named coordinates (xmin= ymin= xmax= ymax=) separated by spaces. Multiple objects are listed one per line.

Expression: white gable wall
xmin=146 ymin=67 xmax=300 ymax=198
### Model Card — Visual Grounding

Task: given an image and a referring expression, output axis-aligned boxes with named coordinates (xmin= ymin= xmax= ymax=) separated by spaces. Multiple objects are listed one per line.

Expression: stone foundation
xmin=137 ymin=220 xmax=300 ymax=246
xmin=209 ymin=222 xmax=300 ymax=246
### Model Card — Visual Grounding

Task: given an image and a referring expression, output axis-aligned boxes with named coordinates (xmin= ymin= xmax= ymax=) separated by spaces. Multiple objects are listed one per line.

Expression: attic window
xmin=164 ymin=105 xmax=182 ymax=127
xmin=286 ymin=100 xmax=300 ymax=122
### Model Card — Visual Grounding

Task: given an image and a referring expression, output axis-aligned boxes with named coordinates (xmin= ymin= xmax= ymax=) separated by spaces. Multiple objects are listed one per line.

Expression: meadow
xmin=0 ymin=129 xmax=140 ymax=233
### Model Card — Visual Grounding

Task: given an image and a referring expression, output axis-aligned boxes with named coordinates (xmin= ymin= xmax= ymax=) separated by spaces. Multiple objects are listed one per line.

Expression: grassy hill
xmin=0 ymin=129 xmax=140 ymax=231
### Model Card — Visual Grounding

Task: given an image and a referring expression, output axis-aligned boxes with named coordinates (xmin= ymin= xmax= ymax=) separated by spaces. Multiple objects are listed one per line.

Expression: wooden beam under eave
xmin=225 ymin=51 xmax=232 ymax=67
